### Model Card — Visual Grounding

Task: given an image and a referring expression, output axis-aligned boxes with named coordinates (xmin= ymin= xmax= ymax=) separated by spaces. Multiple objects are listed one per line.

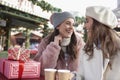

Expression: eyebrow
xmin=65 ymin=20 xmax=74 ymax=23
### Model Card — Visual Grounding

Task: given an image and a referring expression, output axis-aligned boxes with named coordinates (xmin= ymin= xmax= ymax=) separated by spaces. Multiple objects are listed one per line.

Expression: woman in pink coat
xmin=33 ymin=11 xmax=84 ymax=77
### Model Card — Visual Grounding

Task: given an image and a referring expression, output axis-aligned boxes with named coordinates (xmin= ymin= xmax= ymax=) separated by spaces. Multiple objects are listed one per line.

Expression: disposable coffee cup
xmin=44 ymin=68 xmax=57 ymax=80
xmin=57 ymin=69 xmax=73 ymax=80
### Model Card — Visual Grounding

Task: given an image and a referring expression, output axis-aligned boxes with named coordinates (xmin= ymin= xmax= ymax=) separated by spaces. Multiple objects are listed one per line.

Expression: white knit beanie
xmin=86 ymin=6 xmax=118 ymax=29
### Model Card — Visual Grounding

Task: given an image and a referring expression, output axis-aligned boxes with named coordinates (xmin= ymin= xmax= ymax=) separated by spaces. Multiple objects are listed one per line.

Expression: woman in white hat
xmin=77 ymin=6 xmax=120 ymax=80
xmin=33 ymin=11 xmax=84 ymax=79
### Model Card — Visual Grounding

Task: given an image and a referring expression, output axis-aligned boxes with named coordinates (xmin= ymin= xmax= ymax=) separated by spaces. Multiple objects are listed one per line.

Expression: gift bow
xmin=8 ymin=47 xmax=30 ymax=62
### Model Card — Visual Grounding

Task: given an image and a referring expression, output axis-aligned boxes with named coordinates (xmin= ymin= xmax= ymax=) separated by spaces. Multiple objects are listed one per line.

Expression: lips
xmin=66 ymin=29 xmax=73 ymax=33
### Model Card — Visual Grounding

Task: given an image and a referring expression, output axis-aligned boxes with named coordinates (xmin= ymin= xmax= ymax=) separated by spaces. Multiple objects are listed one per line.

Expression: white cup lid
xmin=57 ymin=69 xmax=70 ymax=73
xmin=44 ymin=68 xmax=57 ymax=72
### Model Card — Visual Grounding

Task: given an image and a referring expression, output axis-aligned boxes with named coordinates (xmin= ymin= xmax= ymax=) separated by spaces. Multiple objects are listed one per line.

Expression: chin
xmin=64 ymin=35 xmax=72 ymax=38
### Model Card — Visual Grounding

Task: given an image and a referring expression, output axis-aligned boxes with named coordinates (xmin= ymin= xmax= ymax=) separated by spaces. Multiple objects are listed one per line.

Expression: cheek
xmin=84 ymin=23 xmax=90 ymax=29
xmin=85 ymin=22 xmax=93 ymax=30
xmin=58 ymin=28 xmax=64 ymax=34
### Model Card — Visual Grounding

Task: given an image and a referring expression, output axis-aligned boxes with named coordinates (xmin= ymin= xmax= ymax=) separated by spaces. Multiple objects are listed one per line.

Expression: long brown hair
xmin=84 ymin=19 xmax=120 ymax=62
xmin=47 ymin=28 xmax=78 ymax=61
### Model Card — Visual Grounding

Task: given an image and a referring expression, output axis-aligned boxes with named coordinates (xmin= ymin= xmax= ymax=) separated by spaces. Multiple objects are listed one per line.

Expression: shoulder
xmin=74 ymin=31 xmax=83 ymax=38
xmin=38 ymin=35 xmax=50 ymax=48
xmin=74 ymin=31 xmax=85 ymax=47
xmin=74 ymin=31 xmax=84 ymax=42
xmin=41 ymin=35 xmax=50 ymax=43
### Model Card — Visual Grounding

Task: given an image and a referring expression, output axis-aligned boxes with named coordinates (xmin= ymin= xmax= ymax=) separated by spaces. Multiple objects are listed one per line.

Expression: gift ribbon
xmin=2 ymin=59 xmax=25 ymax=79
xmin=3 ymin=60 xmax=5 ymax=75
xmin=18 ymin=60 xmax=24 ymax=79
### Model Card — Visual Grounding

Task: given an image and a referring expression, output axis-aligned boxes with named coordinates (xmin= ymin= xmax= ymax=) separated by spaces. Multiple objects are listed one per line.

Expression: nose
xmin=68 ymin=26 xmax=74 ymax=31
xmin=68 ymin=24 xmax=74 ymax=29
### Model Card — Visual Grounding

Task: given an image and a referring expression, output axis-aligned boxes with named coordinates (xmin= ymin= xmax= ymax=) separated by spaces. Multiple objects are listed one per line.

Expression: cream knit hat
xmin=86 ymin=6 xmax=118 ymax=29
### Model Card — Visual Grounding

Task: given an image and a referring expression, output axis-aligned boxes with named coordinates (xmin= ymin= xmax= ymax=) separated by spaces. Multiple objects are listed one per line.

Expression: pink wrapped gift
xmin=8 ymin=47 xmax=30 ymax=62
xmin=0 ymin=59 xmax=40 ymax=79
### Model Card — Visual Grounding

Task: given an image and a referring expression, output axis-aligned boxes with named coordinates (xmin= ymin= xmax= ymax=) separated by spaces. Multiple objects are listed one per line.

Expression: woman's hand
xmin=54 ymin=34 xmax=63 ymax=45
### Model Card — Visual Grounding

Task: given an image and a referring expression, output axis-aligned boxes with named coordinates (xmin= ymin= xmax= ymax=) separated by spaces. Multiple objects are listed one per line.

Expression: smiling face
xmin=84 ymin=16 xmax=94 ymax=38
xmin=56 ymin=18 xmax=75 ymax=38
xmin=84 ymin=16 xmax=93 ymax=32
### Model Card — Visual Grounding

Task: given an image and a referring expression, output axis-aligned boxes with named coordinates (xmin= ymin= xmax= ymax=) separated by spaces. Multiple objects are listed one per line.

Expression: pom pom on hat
xmin=86 ymin=6 xmax=118 ymax=29
xmin=50 ymin=11 xmax=75 ymax=28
